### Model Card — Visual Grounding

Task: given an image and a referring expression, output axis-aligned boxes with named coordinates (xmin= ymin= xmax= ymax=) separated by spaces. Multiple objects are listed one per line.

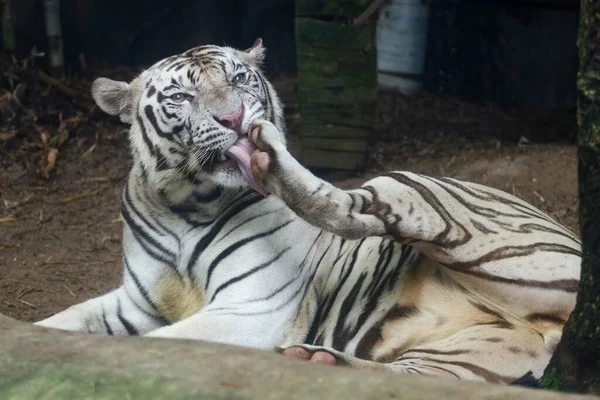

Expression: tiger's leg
xmin=34 ymin=219 xmax=173 ymax=335
xmin=34 ymin=285 xmax=167 ymax=335
xmin=249 ymin=119 xmax=579 ymax=377
xmin=248 ymin=119 xmax=580 ymax=319
xmin=144 ymin=304 xmax=296 ymax=349
xmin=277 ymin=324 xmax=550 ymax=383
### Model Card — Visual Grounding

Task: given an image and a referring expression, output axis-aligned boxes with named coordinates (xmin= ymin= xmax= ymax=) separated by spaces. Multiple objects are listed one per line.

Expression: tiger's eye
xmin=170 ymin=93 xmax=187 ymax=102
xmin=233 ymin=73 xmax=246 ymax=84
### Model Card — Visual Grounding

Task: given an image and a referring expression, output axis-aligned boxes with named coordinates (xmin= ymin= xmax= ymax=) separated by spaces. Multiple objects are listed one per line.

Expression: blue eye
xmin=170 ymin=93 xmax=188 ymax=103
xmin=232 ymin=73 xmax=246 ymax=84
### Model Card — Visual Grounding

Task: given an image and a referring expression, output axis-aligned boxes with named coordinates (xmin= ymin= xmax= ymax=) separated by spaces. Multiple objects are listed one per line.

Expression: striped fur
xmin=35 ymin=43 xmax=581 ymax=385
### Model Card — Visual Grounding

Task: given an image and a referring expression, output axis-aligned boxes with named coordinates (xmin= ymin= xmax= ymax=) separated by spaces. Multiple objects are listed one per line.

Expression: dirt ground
xmin=0 ymin=75 xmax=579 ymax=324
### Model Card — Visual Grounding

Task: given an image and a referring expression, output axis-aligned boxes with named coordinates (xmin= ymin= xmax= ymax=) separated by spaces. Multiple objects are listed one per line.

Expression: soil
xmin=0 ymin=76 xmax=579 ymax=324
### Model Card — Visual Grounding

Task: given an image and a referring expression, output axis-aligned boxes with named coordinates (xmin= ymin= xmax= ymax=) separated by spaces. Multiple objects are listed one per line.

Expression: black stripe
xmin=319 ymin=238 xmax=366 ymax=326
xmin=404 ymin=362 xmax=461 ymax=379
xmin=117 ymin=299 xmax=139 ymax=335
xmin=458 ymin=269 xmax=580 ymax=293
xmin=165 ymin=61 xmax=186 ymax=72
xmin=124 ymin=255 xmax=161 ymax=314
xmin=154 ymin=147 xmax=170 ymax=171
xmin=217 ymin=208 xmax=283 ymax=242
xmin=122 ymin=280 xmax=170 ymax=326
xmin=194 ymin=186 xmax=222 ymax=203
xmin=147 ymin=85 xmax=156 ymax=98
xmin=447 ymin=242 xmax=581 ymax=270
xmin=102 ymin=308 xmax=113 ymax=335
xmin=365 ymin=240 xmax=395 ymax=298
xmin=414 ymin=357 xmax=517 ymax=384
xmin=120 ymin=204 xmax=176 ymax=267
xmin=210 ymin=247 xmax=291 ymax=302
xmin=144 ymin=105 xmax=172 ymax=139
xmin=332 ymin=271 xmax=367 ymax=351
xmin=121 ymin=199 xmax=176 ymax=261
xmin=516 ymin=222 xmax=580 ymax=244
xmin=423 ymin=176 xmax=533 ymax=220
xmin=439 ymin=177 xmax=563 ymax=228
xmin=157 ymin=91 xmax=168 ymax=102
xmin=255 ymin=73 xmax=272 ymax=121
xmin=205 ymin=220 xmax=293 ymax=288
xmin=136 ymin=115 xmax=155 ymax=156
xmin=200 ymin=50 xmax=227 ymax=58
xmin=348 ymin=244 xmax=406 ymax=347
xmin=308 ymin=233 xmax=333 ymax=275
xmin=161 ymin=105 xmax=177 ymax=119
xmin=213 ymin=277 xmax=308 ymax=317
xmin=123 ymin=183 xmax=164 ymax=235
xmin=186 ymin=193 xmax=263 ymax=278
xmin=380 ymin=174 xmax=474 ymax=248
xmin=133 ymin=185 xmax=180 ymax=240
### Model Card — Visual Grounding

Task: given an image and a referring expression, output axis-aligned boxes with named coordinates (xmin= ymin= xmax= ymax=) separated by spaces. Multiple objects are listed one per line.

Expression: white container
xmin=376 ymin=0 xmax=430 ymax=95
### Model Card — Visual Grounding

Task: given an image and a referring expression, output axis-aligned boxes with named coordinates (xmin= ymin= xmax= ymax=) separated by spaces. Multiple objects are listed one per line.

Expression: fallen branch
xmin=62 ymin=285 xmax=76 ymax=298
xmin=16 ymin=299 xmax=37 ymax=309
xmin=77 ymin=176 xmax=110 ymax=183
xmin=37 ymin=70 xmax=84 ymax=100
xmin=57 ymin=191 xmax=97 ymax=204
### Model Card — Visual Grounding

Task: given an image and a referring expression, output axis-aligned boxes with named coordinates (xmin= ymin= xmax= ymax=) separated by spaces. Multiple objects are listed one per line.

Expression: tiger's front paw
xmin=34 ymin=307 xmax=91 ymax=332
xmin=248 ymin=119 xmax=288 ymax=195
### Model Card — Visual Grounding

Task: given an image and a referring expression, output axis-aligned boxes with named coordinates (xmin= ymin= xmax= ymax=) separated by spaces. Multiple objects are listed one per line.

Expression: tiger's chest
xmin=132 ymin=196 xmax=450 ymax=348
xmin=145 ymin=197 xmax=323 ymax=323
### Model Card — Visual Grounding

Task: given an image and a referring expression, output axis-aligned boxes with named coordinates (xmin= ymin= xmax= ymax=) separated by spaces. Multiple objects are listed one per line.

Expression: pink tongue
xmin=225 ymin=138 xmax=269 ymax=197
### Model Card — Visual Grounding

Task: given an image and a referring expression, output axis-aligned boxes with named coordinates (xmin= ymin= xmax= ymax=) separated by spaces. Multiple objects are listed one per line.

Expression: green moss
xmin=539 ymin=368 xmax=560 ymax=392
xmin=295 ymin=0 xmax=372 ymax=19
xmin=0 ymin=363 xmax=245 ymax=400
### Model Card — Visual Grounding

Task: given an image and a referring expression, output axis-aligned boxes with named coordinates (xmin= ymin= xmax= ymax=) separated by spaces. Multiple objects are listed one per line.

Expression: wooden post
xmin=295 ymin=0 xmax=378 ymax=171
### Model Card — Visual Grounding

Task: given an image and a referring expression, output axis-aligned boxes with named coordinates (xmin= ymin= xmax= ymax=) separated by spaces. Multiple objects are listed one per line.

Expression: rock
xmin=0 ymin=314 xmax=595 ymax=399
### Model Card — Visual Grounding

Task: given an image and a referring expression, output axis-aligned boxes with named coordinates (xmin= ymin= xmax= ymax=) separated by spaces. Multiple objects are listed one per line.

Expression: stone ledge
xmin=0 ymin=314 xmax=596 ymax=400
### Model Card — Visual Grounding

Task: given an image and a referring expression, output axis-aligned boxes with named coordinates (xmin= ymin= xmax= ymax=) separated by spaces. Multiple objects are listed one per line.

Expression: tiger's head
xmin=91 ymin=39 xmax=285 ymax=195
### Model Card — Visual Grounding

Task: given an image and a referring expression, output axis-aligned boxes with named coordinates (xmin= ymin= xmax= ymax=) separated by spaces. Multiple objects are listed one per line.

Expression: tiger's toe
xmin=281 ymin=346 xmax=339 ymax=366
xmin=282 ymin=346 xmax=311 ymax=360
xmin=251 ymin=149 xmax=271 ymax=180
xmin=310 ymin=351 xmax=337 ymax=365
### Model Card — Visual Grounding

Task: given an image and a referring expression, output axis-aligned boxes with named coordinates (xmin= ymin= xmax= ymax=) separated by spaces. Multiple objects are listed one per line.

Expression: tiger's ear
xmin=240 ymin=38 xmax=265 ymax=67
xmin=91 ymin=77 xmax=134 ymax=124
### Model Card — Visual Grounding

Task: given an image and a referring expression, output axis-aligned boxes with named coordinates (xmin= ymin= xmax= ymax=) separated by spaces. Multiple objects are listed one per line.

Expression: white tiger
xmin=35 ymin=40 xmax=581 ymax=385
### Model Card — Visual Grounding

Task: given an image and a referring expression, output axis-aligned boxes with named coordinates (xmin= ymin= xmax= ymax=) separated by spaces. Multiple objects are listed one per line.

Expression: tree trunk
xmin=541 ymin=0 xmax=600 ymax=394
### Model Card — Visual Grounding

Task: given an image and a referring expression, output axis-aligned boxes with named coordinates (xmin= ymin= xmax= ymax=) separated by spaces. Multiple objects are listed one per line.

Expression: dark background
xmin=5 ymin=0 xmax=579 ymax=109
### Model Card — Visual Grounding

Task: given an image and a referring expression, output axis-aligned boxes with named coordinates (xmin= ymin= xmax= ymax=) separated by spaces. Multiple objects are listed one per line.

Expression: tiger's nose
xmin=214 ymin=107 xmax=244 ymax=133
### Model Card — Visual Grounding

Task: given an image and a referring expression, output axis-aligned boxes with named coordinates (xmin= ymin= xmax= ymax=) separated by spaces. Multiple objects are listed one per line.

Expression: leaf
xmin=0 ymin=130 xmax=17 ymax=141
xmin=518 ymin=136 xmax=531 ymax=145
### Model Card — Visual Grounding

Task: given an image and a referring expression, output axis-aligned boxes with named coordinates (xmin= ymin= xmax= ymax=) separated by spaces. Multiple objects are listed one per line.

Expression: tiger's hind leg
xmin=248 ymin=119 xmax=580 ymax=329
xmin=278 ymin=323 xmax=552 ymax=384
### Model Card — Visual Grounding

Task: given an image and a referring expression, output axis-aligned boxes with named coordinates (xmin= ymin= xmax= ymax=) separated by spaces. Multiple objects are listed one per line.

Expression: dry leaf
xmin=41 ymin=147 xmax=58 ymax=178
xmin=0 ymin=130 xmax=17 ymax=141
